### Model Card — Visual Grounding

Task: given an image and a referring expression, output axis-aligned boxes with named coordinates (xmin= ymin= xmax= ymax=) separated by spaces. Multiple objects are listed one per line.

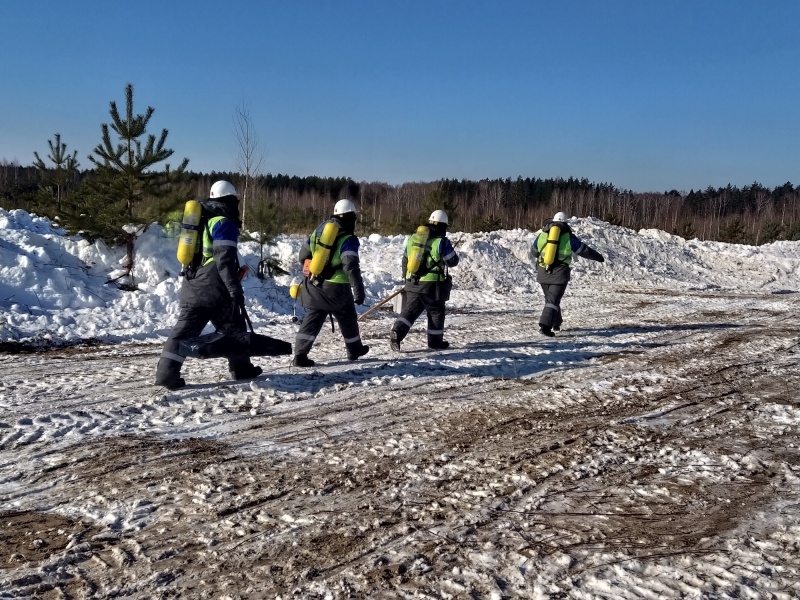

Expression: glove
xmin=585 ymin=247 xmax=604 ymax=263
xmin=229 ymin=293 xmax=245 ymax=328
xmin=353 ymin=291 xmax=365 ymax=305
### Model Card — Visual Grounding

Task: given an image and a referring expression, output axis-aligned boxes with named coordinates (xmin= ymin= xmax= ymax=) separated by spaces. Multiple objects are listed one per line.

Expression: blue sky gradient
xmin=1 ymin=0 xmax=798 ymax=192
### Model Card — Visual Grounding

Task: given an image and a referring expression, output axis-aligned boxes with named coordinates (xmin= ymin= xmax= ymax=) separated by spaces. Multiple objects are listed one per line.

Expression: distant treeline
xmin=2 ymin=161 xmax=799 ymax=246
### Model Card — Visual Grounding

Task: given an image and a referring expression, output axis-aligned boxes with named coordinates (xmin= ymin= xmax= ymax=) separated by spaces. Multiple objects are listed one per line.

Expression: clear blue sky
xmin=2 ymin=0 xmax=798 ymax=193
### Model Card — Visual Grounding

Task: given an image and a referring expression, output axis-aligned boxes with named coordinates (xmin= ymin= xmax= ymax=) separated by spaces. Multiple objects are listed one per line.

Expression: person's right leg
xmin=422 ymin=296 xmax=448 ymax=349
xmin=210 ymin=299 xmax=263 ymax=380
xmin=292 ymin=309 xmax=328 ymax=367
xmin=334 ymin=306 xmax=370 ymax=360
xmin=390 ymin=292 xmax=425 ymax=351
xmin=155 ymin=307 xmax=208 ymax=389
xmin=539 ymin=283 xmax=567 ymax=335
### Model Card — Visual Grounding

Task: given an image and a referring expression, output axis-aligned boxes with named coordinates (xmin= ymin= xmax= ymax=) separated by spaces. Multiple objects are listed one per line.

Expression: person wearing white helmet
xmin=530 ymin=211 xmax=604 ymax=337
xmin=155 ymin=180 xmax=263 ymax=388
xmin=390 ymin=209 xmax=460 ymax=351
xmin=292 ymin=199 xmax=369 ymax=367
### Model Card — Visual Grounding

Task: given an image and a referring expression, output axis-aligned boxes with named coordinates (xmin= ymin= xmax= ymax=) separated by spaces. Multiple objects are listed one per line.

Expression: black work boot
xmin=539 ymin=325 xmax=555 ymax=337
xmin=390 ymin=330 xmax=401 ymax=352
xmin=230 ymin=363 xmax=262 ymax=380
xmin=428 ymin=337 xmax=450 ymax=350
xmin=156 ymin=375 xmax=186 ymax=390
xmin=155 ymin=358 xmax=186 ymax=390
xmin=347 ymin=345 xmax=370 ymax=361
xmin=292 ymin=353 xmax=315 ymax=367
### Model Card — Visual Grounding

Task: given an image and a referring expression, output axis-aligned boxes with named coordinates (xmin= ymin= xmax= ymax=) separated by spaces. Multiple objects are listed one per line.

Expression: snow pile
xmin=1 ymin=207 xmax=800 ymax=344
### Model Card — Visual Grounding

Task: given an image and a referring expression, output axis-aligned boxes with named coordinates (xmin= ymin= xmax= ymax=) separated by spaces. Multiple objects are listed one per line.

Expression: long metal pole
xmin=357 ymin=287 xmax=404 ymax=321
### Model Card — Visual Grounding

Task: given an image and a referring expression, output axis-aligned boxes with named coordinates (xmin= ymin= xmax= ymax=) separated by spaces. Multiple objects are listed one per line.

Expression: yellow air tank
xmin=176 ymin=200 xmax=203 ymax=272
xmin=541 ymin=224 xmax=561 ymax=267
xmin=405 ymin=225 xmax=430 ymax=279
xmin=289 ymin=277 xmax=302 ymax=299
xmin=308 ymin=220 xmax=340 ymax=279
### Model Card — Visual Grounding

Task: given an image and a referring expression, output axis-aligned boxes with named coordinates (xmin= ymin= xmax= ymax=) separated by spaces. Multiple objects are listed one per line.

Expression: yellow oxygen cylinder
xmin=405 ymin=225 xmax=430 ymax=279
xmin=289 ymin=276 xmax=302 ymax=299
xmin=176 ymin=200 xmax=203 ymax=273
xmin=541 ymin=224 xmax=561 ymax=267
xmin=308 ymin=220 xmax=340 ymax=279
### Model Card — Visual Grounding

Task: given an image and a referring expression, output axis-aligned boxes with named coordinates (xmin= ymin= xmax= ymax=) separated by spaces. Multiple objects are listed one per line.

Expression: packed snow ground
xmin=1 ymin=208 xmax=799 ymax=599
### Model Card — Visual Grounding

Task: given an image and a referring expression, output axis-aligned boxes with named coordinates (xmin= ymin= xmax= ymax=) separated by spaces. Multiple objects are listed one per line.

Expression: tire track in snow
xmin=1 ymin=290 xmax=799 ymax=598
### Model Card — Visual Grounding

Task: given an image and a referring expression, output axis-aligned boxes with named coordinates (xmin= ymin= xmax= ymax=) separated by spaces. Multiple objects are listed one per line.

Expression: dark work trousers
xmin=156 ymin=303 xmax=250 ymax=384
xmin=392 ymin=285 xmax=446 ymax=347
xmin=538 ymin=283 xmax=567 ymax=329
xmin=294 ymin=306 xmax=362 ymax=356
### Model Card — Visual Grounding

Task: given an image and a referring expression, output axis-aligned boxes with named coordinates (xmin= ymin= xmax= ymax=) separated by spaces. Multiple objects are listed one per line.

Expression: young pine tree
xmin=33 ymin=133 xmax=80 ymax=214
xmin=88 ymin=82 xmax=189 ymax=221
xmin=419 ymin=186 xmax=458 ymax=229
xmin=243 ymin=195 xmax=287 ymax=279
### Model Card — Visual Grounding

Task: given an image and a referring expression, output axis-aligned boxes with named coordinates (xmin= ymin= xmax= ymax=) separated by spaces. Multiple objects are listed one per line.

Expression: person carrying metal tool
xmin=155 ymin=180 xmax=262 ymax=389
xmin=390 ymin=210 xmax=459 ymax=351
xmin=531 ymin=211 xmax=605 ymax=337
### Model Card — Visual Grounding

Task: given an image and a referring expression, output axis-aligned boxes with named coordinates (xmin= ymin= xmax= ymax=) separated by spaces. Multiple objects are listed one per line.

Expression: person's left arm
xmin=401 ymin=237 xmax=409 ymax=278
xmin=440 ymin=238 xmax=459 ymax=267
xmin=570 ymin=235 xmax=604 ymax=262
xmin=298 ymin=237 xmax=312 ymax=264
xmin=530 ymin=232 xmax=544 ymax=262
xmin=340 ymin=236 xmax=365 ymax=304
xmin=213 ymin=218 xmax=245 ymax=298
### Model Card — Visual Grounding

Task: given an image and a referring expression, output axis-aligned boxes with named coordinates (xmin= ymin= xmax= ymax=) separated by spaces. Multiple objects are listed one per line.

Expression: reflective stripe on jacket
xmin=200 ymin=215 xmax=242 ymax=298
xmin=202 ymin=216 xmax=238 ymax=264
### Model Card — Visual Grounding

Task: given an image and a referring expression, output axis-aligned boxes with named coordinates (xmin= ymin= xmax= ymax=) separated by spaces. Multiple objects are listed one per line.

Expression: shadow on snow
xmin=243 ymin=322 xmax=743 ymax=395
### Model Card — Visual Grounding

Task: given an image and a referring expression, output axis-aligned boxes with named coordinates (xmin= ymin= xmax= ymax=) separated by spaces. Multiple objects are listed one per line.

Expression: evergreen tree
xmin=33 ymin=133 xmax=79 ymax=213
xmin=678 ymin=221 xmax=697 ymax=240
xmin=88 ymin=83 xmax=189 ymax=220
xmin=420 ymin=185 xmax=458 ymax=228
xmin=475 ymin=214 xmax=503 ymax=233
xmin=758 ymin=221 xmax=782 ymax=245
xmin=718 ymin=217 xmax=748 ymax=244
xmin=242 ymin=196 xmax=287 ymax=279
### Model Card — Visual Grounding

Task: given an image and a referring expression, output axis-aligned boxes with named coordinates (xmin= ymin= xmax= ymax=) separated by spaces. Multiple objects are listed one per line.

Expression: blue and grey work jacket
xmin=531 ymin=221 xmax=603 ymax=285
xmin=194 ymin=211 xmax=243 ymax=300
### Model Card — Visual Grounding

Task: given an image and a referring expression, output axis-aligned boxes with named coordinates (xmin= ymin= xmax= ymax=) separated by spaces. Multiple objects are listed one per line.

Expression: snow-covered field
xmin=1 ymin=208 xmax=799 ymax=599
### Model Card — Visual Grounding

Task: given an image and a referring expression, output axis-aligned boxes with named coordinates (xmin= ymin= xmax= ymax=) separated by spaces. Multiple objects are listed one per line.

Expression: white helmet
xmin=553 ymin=211 xmax=569 ymax=222
xmin=429 ymin=210 xmax=449 ymax=225
xmin=333 ymin=199 xmax=357 ymax=216
xmin=210 ymin=180 xmax=239 ymax=199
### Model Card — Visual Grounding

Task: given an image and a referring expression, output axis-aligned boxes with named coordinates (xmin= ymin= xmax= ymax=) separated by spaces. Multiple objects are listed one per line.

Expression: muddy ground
xmin=1 ymin=288 xmax=799 ymax=599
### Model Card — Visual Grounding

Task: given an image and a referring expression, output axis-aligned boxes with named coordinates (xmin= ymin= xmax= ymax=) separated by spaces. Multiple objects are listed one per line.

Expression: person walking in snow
xmin=531 ymin=211 xmax=604 ymax=337
xmin=155 ymin=180 xmax=262 ymax=389
xmin=390 ymin=210 xmax=459 ymax=351
xmin=292 ymin=199 xmax=369 ymax=367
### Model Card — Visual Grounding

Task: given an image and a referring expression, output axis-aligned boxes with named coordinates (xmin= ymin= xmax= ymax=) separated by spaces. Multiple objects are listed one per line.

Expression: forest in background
xmin=3 ymin=83 xmax=798 ymax=251
xmin=2 ymin=161 xmax=799 ymax=247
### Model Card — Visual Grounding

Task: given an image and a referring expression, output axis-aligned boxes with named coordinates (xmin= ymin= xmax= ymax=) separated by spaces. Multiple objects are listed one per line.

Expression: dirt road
xmin=2 ymin=287 xmax=799 ymax=599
